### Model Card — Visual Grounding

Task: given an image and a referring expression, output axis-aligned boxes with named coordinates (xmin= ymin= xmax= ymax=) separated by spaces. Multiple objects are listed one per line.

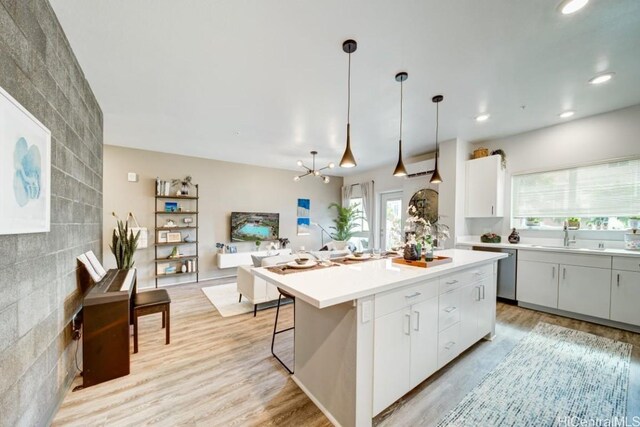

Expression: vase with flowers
xmin=404 ymin=205 xmax=434 ymax=261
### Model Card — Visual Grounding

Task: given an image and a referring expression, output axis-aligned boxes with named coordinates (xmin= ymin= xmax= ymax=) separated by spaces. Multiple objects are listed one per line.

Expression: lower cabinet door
xmin=476 ymin=277 xmax=495 ymax=341
xmin=611 ymin=270 xmax=640 ymax=326
xmin=517 ymin=260 xmax=558 ymax=308
xmin=558 ymin=264 xmax=611 ymax=319
xmin=458 ymin=284 xmax=480 ymax=350
xmin=409 ymin=297 xmax=438 ymax=389
xmin=373 ymin=308 xmax=411 ymax=415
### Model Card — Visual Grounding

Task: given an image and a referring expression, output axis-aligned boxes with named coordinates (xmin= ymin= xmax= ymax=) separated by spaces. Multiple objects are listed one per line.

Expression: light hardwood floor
xmin=53 ymin=279 xmax=640 ymax=426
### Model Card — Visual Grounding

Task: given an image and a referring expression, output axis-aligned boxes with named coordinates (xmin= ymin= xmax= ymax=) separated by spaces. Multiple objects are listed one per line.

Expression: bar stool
xmin=133 ymin=289 xmax=171 ymax=353
xmin=271 ymin=288 xmax=295 ymax=374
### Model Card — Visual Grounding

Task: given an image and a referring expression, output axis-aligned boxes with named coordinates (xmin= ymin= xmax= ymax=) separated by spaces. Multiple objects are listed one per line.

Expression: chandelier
xmin=294 ymin=151 xmax=334 ymax=184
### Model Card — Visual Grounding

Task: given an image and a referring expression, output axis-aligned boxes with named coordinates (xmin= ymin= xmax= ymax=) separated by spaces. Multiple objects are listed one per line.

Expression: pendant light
xmin=393 ymin=72 xmax=408 ymax=177
xmin=339 ymin=39 xmax=357 ymax=168
xmin=429 ymin=95 xmax=444 ymax=184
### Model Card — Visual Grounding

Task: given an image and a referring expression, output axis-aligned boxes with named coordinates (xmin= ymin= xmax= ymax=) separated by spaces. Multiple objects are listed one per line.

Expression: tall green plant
xmin=110 ymin=215 xmax=140 ymax=269
xmin=328 ymin=202 xmax=363 ymax=241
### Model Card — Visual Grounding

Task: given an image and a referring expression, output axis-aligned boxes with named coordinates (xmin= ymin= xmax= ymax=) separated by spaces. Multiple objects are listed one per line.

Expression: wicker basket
xmin=473 ymin=148 xmax=489 ymax=159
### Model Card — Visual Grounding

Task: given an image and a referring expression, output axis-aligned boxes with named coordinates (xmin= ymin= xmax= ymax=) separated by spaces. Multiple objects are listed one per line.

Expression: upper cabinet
xmin=465 ymin=155 xmax=505 ymax=218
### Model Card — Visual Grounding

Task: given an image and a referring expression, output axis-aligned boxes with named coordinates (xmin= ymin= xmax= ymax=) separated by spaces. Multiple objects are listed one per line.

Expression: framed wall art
xmin=0 ymin=85 xmax=51 ymax=234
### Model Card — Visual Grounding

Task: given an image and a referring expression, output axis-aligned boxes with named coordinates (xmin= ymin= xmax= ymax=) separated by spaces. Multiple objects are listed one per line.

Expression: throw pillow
xmin=251 ymin=253 xmax=279 ymax=267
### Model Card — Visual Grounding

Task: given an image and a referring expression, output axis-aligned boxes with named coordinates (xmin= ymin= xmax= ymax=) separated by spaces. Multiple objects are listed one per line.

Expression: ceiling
xmin=50 ymin=0 xmax=640 ymax=176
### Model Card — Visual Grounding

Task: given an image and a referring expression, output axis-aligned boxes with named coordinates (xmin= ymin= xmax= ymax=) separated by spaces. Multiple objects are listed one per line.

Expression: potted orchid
xmin=404 ymin=205 xmax=433 ymax=261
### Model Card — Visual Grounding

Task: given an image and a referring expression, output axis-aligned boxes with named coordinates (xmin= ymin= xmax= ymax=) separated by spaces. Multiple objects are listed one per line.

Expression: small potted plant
xmin=328 ymin=202 xmax=363 ymax=249
xmin=525 ymin=217 xmax=541 ymax=227
xmin=255 ymin=238 xmax=262 ymax=251
xmin=567 ymin=217 xmax=581 ymax=230
xmin=278 ymin=237 xmax=290 ymax=249
xmin=110 ymin=213 xmax=140 ymax=269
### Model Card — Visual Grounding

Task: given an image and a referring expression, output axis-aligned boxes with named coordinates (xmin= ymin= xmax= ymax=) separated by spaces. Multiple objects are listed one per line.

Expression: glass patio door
xmin=380 ymin=191 xmax=403 ymax=251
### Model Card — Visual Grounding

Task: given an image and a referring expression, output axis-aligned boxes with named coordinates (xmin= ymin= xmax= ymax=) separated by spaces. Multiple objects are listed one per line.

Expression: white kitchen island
xmin=253 ymin=249 xmax=507 ymax=427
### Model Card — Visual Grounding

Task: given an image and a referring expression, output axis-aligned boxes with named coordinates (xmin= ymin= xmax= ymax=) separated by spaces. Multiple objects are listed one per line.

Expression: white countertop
xmin=252 ymin=249 xmax=506 ymax=309
xmin=456 ymin=240 xmax=640 ymax=257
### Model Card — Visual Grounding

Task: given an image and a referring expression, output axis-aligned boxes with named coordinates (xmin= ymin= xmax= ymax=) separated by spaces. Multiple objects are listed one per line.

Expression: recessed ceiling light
xmin=559 ymin=110 xmax=575 ymax=118
xmin=588 ymin=72 xmax=615 ymax=85
xmin=559 ymin=0 xmax=589 ymax=15
xmin=475 ymin=114 xmax=490 ymax=122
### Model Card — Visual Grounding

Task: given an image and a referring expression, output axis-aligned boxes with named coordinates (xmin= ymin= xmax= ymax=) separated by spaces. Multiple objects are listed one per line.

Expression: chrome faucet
xmin=563 ymin=223 xmax=576 ymax=247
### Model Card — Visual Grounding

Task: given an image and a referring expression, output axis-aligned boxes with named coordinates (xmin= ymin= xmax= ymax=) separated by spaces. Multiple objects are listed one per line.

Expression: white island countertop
xmin=253 ymin=249 xmax=506 ymax=309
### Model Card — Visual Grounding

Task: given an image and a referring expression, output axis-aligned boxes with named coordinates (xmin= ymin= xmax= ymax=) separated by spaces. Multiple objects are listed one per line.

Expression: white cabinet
xmin=517 ymin=260 xmax=558 ymax=307
xmin=458 ymin=277 xmax=495 ymax=351
xmin=558 ymin=264 xmax=611 ymax=319
xmin=373 ymin=309 xmax=411 ymax=414
xmin=409 ymin=298 xmax=439 ymax=389
xmin=611 ymin=269 xmax=640 ymax=326
xmin=465 ymin=155 xmax=504 ymax=218
xmin=372 ymin=280 xmax=439 ymax=415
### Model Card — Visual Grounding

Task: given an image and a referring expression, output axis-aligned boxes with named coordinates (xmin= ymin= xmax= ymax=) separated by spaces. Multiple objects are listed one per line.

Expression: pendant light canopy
xmin=393 ymin=72 xmax=408 ymax=177
xmin=339 ymin=40 xmax=357 ymax=168
xmin=429 ymin=95 xmax=444 ymax=184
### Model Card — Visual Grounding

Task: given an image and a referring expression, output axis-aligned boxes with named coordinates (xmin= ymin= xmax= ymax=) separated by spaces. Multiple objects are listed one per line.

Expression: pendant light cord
xmin=435 ymin=101 xmax=439 ymax=160
xmin=399 ymin=79 xmax=404 ymax=141
xmin=347 ymin=52 xmax=351 ymax=124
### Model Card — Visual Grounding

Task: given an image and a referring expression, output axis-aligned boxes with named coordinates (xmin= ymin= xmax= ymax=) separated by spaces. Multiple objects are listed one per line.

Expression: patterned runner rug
xmin=437 ymin=322 xmax=631 ymax=426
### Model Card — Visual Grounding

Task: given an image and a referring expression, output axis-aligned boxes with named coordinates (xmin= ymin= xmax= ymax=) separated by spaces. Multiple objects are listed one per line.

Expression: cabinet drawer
xmin=375 ymin=279 xmax=438 ymax=319
xmin=439 ymin=288 xmax=461 ymax=332
xmin=519 ymin=250 xmax=611 ymax=269
xmin=438 ymin=322 xmax=461 ymax=368
xmin=439 ymin=264 xmax=493 ymax=294
xmin=612 ymin=256 xmax=640 ymax=273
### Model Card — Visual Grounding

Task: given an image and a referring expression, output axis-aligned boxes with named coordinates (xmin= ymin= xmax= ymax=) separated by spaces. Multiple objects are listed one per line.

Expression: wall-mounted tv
xmin=231 ymin=212 xmax=279 ymax=242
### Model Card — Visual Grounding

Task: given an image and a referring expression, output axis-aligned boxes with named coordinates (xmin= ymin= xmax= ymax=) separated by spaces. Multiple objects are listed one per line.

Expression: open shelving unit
xmin=154 ymin=184 xmax=199 ymax=287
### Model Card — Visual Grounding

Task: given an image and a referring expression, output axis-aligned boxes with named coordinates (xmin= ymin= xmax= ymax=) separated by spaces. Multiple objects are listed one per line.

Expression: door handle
xmin=476 ymin=286 xmax=481 ymax=301
xmin=552 ymin=266 xmax=555 ymax=278
xmin=563 ymin=267 xmax=566 ymax=280
xmin=617 ymin=273 xmax=620 ymax=287
xmin=414 ymin=310 xmax=420 ymax=331
xmin=491 ymin=205 xmax=494 ymax=215
xmin=404 ymin=313 xmax=411 ymax=335
xmin=405 ymin=292 xmax=422 ymax=299
xmin=481 ymin=284 xmax=486 ymax=300
xmin=444 ymin=306 xmax=457 ymax=313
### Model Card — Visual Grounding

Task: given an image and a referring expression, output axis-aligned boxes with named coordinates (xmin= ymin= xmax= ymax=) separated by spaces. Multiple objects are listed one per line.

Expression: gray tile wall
xmin=0 ymin=0 xmax=103 ymax=425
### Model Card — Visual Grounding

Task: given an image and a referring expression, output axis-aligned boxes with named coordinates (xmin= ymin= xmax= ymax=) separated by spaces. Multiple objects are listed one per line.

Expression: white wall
xmin=104 ymin=145 xmax=342 ymax=288
xmin=467 ymin=104 xmax=640 ymax=239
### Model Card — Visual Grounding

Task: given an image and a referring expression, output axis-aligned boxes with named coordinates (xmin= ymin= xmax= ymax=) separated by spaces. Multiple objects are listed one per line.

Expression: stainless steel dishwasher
xmin=472 ymin=246 xmax=517 ymax=301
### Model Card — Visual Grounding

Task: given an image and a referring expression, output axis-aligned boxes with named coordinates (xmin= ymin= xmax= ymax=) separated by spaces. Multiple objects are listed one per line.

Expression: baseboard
xmin=291 ymin=375 xmax=344 ymax=427
xmin=518 ymin=302 xmax=640 ymax=334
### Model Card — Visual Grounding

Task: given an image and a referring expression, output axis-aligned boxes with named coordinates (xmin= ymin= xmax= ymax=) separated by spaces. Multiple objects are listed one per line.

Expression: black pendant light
xmin=429 ymin=95 xmax=444 ymax=184
xmin=339 ymin=40 xmax=357 ymax=168
xmin=393 ymin=72 xmax=408 ymax=177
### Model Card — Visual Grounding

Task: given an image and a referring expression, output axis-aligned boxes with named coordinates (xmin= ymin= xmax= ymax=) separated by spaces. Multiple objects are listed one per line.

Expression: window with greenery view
xmin=512 ymin=158 xmax=640 ymax=230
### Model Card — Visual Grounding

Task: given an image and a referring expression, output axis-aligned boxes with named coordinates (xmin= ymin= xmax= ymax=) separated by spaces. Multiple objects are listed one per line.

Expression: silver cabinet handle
xmin=563 ymin=267 xmax=566 ymax=280
xmin=552 ymin=266 xmax=555 ymax=278
xmin=446 ymin=280 xmax=459 ymax=285
xmin=476 ymin=286 xmax=481 ymax=301
xmin=617 ymin=273 xmax=620 ymax=287
xmin=445 ymin=341 xmax=456 ymax=350
xmin=404 ymin=313 xmax=411 ymax=335
xmin=481 ymin=284 xmax=486 ymax=300
xmin=405 ymin=292 xmax=422 ymax=299
xmin=491 ymin=205 xmax=494 ymax=215
xmin=444 ymin=306 xmax=457 ymax=313
xmin=414 ymin=310 xmax=420 ymax=331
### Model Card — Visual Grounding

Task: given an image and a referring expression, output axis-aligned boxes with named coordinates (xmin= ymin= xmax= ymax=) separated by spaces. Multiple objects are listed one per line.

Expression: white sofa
xmin=236 ymin=249 xmax=351 ymax=316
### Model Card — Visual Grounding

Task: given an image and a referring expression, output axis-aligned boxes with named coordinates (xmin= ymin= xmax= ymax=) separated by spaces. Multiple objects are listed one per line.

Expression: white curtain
xmin=341 ymin=185 xmax=353 ymax=208
xmin=360 ymin=181 xmax=374 ymax=245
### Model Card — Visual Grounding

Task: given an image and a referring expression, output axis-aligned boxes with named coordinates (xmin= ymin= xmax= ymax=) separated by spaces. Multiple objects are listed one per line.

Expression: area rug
xmin=201 ymin=283 xmax=254 ymax=317
xmin=437 ymin=322 xmax=632 ymax=426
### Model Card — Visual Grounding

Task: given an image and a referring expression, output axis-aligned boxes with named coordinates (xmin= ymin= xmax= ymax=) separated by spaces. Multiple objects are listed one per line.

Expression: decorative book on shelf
xmin=153 ymin=182 xmax=199 ymax=288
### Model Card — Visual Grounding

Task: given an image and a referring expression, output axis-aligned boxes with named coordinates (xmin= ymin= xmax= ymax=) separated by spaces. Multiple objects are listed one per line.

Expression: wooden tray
xmin=392 ymin=255 xmax=453 ymax=268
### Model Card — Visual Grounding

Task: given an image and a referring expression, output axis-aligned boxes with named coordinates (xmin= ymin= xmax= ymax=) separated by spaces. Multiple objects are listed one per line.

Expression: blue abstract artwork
xmin=13 ymin=137 xmax=42 ymax=207
xmin=297 ymin=217 xmax=310 ymax=236
xmin=1 ymin=85 xmax=51 ymax=234
xmin=297 ymin=198 xmax=310 ymax=217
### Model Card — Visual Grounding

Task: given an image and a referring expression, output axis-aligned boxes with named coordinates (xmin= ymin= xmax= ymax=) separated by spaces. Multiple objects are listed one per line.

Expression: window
xmin=349 ymin=197 xmax=369 ymax=232
xmin=512 ymin=158 xmax=640 ymax=230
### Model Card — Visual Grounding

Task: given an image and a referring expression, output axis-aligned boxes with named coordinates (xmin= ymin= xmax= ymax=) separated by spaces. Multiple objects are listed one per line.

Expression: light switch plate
xmin=127 ymin=172 xmax=138 ymax=182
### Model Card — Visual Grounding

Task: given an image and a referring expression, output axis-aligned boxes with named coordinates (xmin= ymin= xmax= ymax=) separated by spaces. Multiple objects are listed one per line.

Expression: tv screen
xmin=231 ymin=212 xmax=279 ymax=242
